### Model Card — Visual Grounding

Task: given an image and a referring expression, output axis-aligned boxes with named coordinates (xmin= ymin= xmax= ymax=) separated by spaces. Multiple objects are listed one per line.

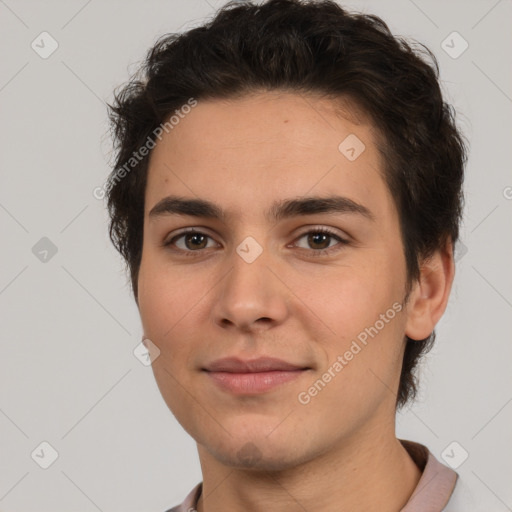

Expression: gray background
xmin=0 ymin=0 xmax=511 ymax=510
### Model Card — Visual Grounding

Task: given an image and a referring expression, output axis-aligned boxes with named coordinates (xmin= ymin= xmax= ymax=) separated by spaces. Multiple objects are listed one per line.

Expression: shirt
xmin=165 ymin=439 xmax=470 ymax=512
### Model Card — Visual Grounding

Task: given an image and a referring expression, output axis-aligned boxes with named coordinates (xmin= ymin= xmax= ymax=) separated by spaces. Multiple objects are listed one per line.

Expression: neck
xmin=195 ymin=427 xmax=422 ymax=512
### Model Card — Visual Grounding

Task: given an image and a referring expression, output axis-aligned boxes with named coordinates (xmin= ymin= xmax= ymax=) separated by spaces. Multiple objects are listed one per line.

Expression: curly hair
xmin=105 ymin=0 xmax=467 ymax=409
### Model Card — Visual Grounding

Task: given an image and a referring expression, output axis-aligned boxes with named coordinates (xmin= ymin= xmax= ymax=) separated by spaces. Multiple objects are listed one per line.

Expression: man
xmin=105 ymin=0 xmax=471 ymax=509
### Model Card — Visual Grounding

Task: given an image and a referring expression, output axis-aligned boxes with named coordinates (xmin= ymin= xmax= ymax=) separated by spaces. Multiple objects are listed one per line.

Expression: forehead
xmin=145 ymin=92 xmax=390 ymax=221
xmin=151 ymin=91 xmax=377 ymax=152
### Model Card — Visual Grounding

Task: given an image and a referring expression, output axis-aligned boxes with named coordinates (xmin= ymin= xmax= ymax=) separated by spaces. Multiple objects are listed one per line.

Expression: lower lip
xmin=204 ymin=370 xmax=307 ymax=394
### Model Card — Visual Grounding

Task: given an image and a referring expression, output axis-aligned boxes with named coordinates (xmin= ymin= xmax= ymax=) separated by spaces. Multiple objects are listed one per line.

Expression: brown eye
xmin=293 ymin=228 xmax=349 ymax=257
xmin=164 ymin=230 xmax=217 ymax=254
xmin=306 ymin=232 xmax=332 ymax=250
xmin=182 ymin=233 xmax=209 ymax=250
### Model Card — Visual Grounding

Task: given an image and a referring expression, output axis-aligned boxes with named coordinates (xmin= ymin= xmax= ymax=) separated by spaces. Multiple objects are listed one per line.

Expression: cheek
xmin=299 ymin=256 xmax=406 ymax=395
xmin=138 ymin=254 xmax=197 ymax=338
xmin=297 ymin=301 xmax=405 ymax=426
xmin=312 ymin=260 xmax=402 ymax=336
xmin=137 ymin=255 xmax=211 ymax=368
xmin=137 ymin=264 xmax=201 ymax=424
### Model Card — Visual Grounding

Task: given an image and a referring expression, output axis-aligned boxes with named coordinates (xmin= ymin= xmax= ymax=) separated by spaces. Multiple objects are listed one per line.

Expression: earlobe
xmin=404 ymin=240 xmax=455 ymax=341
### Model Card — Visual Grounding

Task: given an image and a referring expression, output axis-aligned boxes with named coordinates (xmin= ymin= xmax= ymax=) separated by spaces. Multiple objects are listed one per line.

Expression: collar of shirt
xmin=165 ymin=439 xmax=458 ymax=512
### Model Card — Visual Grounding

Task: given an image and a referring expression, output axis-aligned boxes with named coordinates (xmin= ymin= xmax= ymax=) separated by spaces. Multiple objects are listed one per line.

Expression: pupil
xmin=310 ymin=233 xmax=329 ymax=249
xmin=187 ymin=233 xmax=206 ymax=249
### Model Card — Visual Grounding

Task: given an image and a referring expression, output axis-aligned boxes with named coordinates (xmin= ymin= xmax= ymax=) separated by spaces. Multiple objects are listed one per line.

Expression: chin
xmin=199 ymin=428 xmax=318 ymax=473
xmin=211 ymin=444 xmax=308 ymax=472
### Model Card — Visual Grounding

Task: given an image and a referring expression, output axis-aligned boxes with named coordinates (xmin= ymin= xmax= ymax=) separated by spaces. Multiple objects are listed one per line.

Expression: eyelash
xmin=162 ymin=227 xmax=349 ymax=258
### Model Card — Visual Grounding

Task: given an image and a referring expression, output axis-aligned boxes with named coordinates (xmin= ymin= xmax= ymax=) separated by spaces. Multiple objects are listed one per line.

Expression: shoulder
xmin=163 ymin=482 xmax=202 ymax=512
xmin=443 ymin=475 xmax=490 ymax=511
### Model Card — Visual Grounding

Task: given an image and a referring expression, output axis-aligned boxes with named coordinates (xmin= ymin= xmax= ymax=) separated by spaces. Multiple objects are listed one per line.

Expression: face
xmin=137 ymin=92 xmax=411 ymax=471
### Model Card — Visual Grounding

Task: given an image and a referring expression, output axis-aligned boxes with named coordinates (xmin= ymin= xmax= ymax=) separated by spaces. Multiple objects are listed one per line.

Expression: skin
xmin=137 ymin=91 xmax=455 ymax=512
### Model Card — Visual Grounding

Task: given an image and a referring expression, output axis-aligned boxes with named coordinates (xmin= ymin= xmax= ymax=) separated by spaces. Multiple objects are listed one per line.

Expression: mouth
xmin=202 ymin=357 xmax=311 ymax=394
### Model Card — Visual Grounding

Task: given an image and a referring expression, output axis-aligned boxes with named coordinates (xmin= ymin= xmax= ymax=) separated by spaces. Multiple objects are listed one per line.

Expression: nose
xmin=211 ymin=240 xmax=290 ymax=333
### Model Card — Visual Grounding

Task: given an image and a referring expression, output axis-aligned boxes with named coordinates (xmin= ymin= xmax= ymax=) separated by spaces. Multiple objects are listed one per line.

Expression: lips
xmin=202 ymin=357 xmax=310 ymax=394
xmin=203 ymin=356 xmax=308 ymax=373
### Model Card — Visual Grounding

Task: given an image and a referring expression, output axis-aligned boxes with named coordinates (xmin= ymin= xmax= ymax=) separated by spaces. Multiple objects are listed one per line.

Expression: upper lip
xmin=203 ymin=357 xmax=309 ymax=373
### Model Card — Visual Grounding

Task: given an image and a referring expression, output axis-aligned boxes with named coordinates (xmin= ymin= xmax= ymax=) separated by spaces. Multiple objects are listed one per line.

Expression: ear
xmin=405 ymin=239 xmax=456 ymax=341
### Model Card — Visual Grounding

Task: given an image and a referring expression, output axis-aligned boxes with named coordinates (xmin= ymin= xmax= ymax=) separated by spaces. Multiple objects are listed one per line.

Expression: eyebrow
xmin=148 ymin=194 xmax=375 ymax=223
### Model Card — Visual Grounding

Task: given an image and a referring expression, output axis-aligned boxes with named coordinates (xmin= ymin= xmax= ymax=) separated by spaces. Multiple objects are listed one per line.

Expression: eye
xmin=163 ymin=228 xmax=218 ymax=256
xmin=292 ymin=228 xmax=349 ymax=257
